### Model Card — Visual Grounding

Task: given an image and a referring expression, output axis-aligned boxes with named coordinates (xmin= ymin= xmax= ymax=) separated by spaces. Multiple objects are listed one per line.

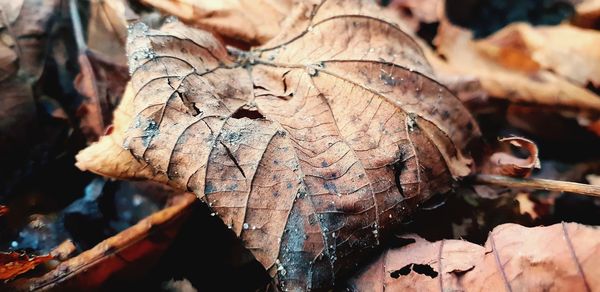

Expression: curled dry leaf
xmin=0 ymin=205 xmax=8 ymax=216
xmin=71 ymin=0 xmax=134 ymax=142
xmin=435 ymin=20 xmax=600 ymax=113
xmin=77 ymin=0 xmax=481 ymax=289
xmin=138 ymin=0 xmax=294 ymax=45
xmin=487 ymin=137 xmax=540 ymax=178
xmin=0 ymin=252 xmax=53 ymax=281
xmin=6 ymin=192 xmax=197 ymax=291
xmin=349 ymin=222 xmax=600 ymax=291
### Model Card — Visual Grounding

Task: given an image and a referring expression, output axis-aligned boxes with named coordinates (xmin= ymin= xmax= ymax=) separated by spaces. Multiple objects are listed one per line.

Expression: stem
xmin=473 ymin=174 xmax=600 ymax=198
xmin=69 ymin=0 xmax=87 ymax=53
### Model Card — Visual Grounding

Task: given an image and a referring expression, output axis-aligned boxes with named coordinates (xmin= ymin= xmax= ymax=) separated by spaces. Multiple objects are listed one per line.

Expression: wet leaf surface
xmin=77 ymin=0 xmax=482 ymax=289
xmin=1 ymin=0 xmax=600 ymax=291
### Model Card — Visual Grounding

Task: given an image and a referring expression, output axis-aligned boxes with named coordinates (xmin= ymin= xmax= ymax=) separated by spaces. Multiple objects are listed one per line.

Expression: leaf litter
xmin=1 ymin=0 xmax=600 ymax=291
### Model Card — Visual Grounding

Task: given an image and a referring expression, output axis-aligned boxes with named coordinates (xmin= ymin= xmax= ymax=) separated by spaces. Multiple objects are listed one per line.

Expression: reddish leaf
xmin=0 ymin=205 xmax=8 ymax=216
xmin=0 ymin=252 xmax=53 ymax=281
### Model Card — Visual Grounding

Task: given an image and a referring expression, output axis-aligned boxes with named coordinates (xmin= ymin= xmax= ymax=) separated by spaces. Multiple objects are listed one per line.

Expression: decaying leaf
xmin=0 ymin=0 xmax=60 ymax=157
xmin=435 ymin=20 xmax=600 ymax=113
xmin=515 ymin=192 xmax=540 ymax=219
xmin=138 ymin=0 xmax=294 ymax=45
xmin=479 ymin=23 xmax=600 ymax=88
xmin=5 ymin=192 xmax=196 ymax=291
xmin=0 ymin=252 xmax=53 ymax=281
xmin=77 ymin=0 xmax=482 ymax=289
xmin=349 ymin=222 xmax=600 ymax=291
xmin=486 ymin=137 xmax=540 ymax=178
xmin=0 ymin=205 xmax=8 ymax=216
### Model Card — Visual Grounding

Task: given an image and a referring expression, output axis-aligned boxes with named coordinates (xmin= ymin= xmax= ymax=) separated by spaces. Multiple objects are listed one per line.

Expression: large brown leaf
xmin=349 ymin=222 xmax=600 ymax=291
xmin=77 ymin=0 xmax=481 ymax=289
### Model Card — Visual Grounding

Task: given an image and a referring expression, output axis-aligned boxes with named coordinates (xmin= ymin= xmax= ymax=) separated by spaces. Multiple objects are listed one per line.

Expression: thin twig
xmin=473 ymin=174 xmax=600 ymax=197
xmin=69 ymin=0 xmax=107 ymax=131
xmin=69 ymin=0 xmax=87 ymax=53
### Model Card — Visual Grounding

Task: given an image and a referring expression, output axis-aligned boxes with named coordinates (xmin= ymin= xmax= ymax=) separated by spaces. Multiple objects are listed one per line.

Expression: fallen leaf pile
xmin=0 ymin=0 xmax=600 ymax=291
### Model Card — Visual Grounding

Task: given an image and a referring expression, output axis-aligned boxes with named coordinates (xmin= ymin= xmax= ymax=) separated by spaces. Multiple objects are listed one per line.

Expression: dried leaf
xmin=77 ymin=0 xmax=481 ymax=289
xmin=487 ymin=137 xmax=540 ymax=178
xmin=515 ymin=192 xmax=540 ymax=219
xmin=0 ymin=205 xmax=8 ymax=216
xmin=139 ymin=0 xmax=294 ymax=44
xmin=86 ymin=0 xmax=136 ymax=64
xmin=572 ymin=0 xmax=600 ymax=28
xmin=479 ymin=23 xmax=600 ymax=87
xmin=0 ymin=252 xmax=53 ymax=281
xmin=435 ymin=20 xmax=600 ymax=112
xmin=349 ymin=222 xmax=600 ymax=291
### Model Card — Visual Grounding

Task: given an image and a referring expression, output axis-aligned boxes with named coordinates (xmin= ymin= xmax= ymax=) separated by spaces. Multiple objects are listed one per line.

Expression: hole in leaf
xmin=231 ymin=107 xmax=265 ymax=120
xmin=390 ymin=263 xmax=438 ymax=279
xmin=390 ymin=265 xmax=412 ymax=279
xmin=412 ymin=264 xmax=438 ymax=278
